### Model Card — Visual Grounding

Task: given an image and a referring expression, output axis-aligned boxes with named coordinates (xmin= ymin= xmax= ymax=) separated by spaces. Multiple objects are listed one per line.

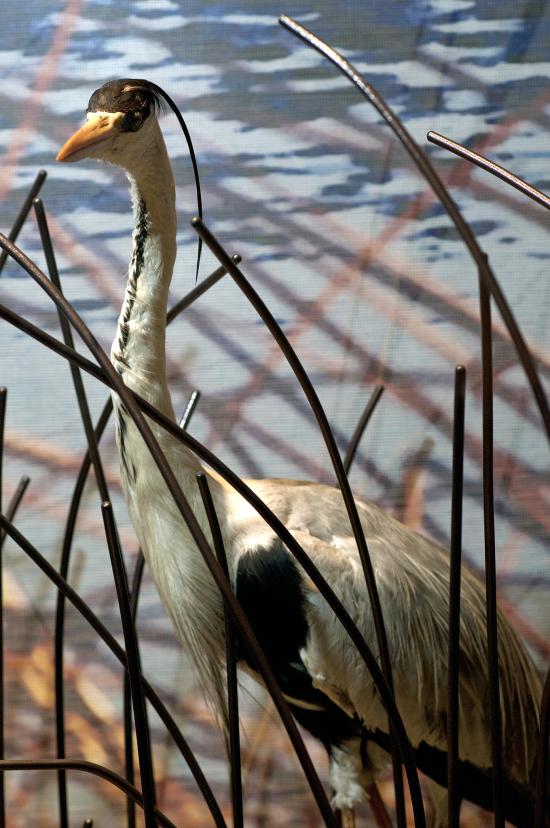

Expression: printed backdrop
xmin=0 ymin=0 xmax=548 ymax=824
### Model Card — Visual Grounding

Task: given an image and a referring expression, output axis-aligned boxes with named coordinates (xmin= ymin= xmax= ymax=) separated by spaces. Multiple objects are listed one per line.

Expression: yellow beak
xmin=56 ymin=112 xmax=123 ymax=162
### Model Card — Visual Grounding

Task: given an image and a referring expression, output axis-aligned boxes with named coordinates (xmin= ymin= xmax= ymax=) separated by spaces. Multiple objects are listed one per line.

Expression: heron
xmin=56 ymin=79 xmax=541 ymax=827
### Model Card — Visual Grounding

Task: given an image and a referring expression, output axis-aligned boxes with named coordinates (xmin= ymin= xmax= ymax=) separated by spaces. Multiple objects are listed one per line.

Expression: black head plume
xmin=88 ymin=78 xmax=203 ymax=280
xmin=87 ymin=79 xmax=164 ymax=118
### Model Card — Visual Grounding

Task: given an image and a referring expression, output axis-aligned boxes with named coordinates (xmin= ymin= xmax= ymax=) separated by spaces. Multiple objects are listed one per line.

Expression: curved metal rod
xmin=343 ymin=384 xmax=384 ymax=477
xmin=192 ymin=216 xmax=412 ymax=826
xmin=0 ymin=476 xmax=30 ymax=552
xmin=101 ymin=501 xmax=157 ymax=827
xmin=124 ymin=392 xmax=201 ymax=827
xmin=0 ymin=233 xmax=425 ymax=826
xmin=0 ymin=472 xmax=29 ymax=828
xmin=53 ymin=398 xmax=112 ymax=828
xmin=278 ymin=15 xmax=550 ymax=448
xmin=0 ymin=758 xmax=176 ymax=828
xmin=0 ymin=511 xmax=226 ymax=827
xmin=0 ymin=235 xmax=336 ymax=827
xmin=534 ymin=666 xmax=550 ymax=828
xmin=0 ymin=387 xmax=5 ymax=828
xmin=0 ymin=170 xmax=47 ymax=276
xmin=124 ymin=545 xmax=145 ymax=828
xmin=197 ymin=474 xmax=243 ymax=828
xmin=427 ymin=132 xmax=550 ymax=211
xmin=447 ymin=366 xmax=466 ymax=827
xmin=34 ymin=197 xmax=115 ymax=828
xmin=478 ymin=269 xmax=503 ymax=824
xmin=343 ymin=384 xmax=392 ymax=824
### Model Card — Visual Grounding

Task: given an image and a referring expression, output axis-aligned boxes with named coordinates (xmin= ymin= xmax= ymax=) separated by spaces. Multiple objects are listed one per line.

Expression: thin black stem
xmin=478 ymin=267 xmax=503 ymax=827
xmin=124 ymin=548 xmax=146 ymax=828
xmin=447 ymin=366 xmax=466 ymax=827
xmin=33 ymin=197 xmax=112 ymax=828
xmin=0 ymin=758 xmax=176 ymax=828
xmin=124 ymin=391 xmax=201 ymax=828
xmin=427 ymin=132 xmax=550 ymax=211
xmin=101 ymin=502 xmax=157 ymax=828
xmin=197 ymin=474 xmax=244 ymax=828
xmin=0 ymin=511 xmax=227 ymax=827
xmin=344 ymin=384 xmax=397 ymax=825
xmin=167 ymin=257 xmax=239 ymax=323
xmin=179 ymin=391 xmax=201 ymax=430
xmin=0 ymin=476 xmax=30 ymax=551
xmin=0 ymin=170 xmax=47 ymax=276
xmin=191 ymin=217 xmax=416 ymax=827
xmin=53 ymin=400 xmax=112 ymax=828
xmin=0 ymin=387 xmax=5 ymax=828
xmin=534 ymin=667 xmax=550 ymax=828
xmin=0 ymin=470 xmax=30 ymax=824
xmin=279 ymin=16 xmax=550 ymax=449
xmin=343 ymin=384 xmax=384 ymax=476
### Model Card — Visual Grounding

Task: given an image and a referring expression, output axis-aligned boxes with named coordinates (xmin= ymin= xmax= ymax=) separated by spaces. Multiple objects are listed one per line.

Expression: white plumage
xmin=56 ymin=79 xmax=541 ymax=827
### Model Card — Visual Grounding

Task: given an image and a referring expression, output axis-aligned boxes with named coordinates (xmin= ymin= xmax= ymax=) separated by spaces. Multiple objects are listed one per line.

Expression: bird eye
xmin=121 ymin=110 xmax=144 ymax=132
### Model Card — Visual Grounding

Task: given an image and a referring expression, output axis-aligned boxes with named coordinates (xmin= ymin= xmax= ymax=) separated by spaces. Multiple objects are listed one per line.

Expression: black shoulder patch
xmin=235 ymin=540 xmax=362 ymax=752
xmin=236 ymin=539 xmax=308 ymax=670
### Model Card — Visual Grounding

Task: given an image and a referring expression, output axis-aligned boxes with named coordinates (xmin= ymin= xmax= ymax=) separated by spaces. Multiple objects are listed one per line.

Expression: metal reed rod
xmin=0 ymin=757 xmax=176 ymax=828
xmin=0 ymin=170 xmax=47 ymax=276
xmin=426 ymin=132 xmax=550 ymax=212
xmin=534 ymin=667 xmax=550 ymax=828
xmin=447 ymin=365 xmax=466 ymax=827
xmin=0 ymin=510 xmax=227 ymax=827
xmin=191 ymin=216 xmax=418 ymax=827
xmin=478 ymin=262 xmax=504 ymax=826
xmin=343 ymin=384 xmax=391 ymax=824
xmin=0 ymin=470 xmax=31 ymax=828
xmin=0 ymin=476 xmax=30 ymax=552
xmin=33 ymin=196 xmax=113 ymax=828
xmin=101 ymin=502 xmax=157 ymax=828
xmin=278 ymin=15 xmax=550 ymax=450
xmin=123 ymin=392 xmax=201 ymax=828
xmin=197 ymin=473 xmax=244 ymax=828
xmin=180 ymin=391 xmax=201 ymax=430
xmin=123 ymin=549 xmax=146 ymax=828
xmin=0 ymin=388 xmax=5 ymax=828
xmin=167 ymin=257 xmax=240 ymax=323
xmin=343 ymin=384 xmax=384 ymax=477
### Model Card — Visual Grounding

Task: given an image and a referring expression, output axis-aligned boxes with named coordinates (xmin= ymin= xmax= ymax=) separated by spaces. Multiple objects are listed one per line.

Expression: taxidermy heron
xmin=57 ymin=79 xmax=541 ymax=827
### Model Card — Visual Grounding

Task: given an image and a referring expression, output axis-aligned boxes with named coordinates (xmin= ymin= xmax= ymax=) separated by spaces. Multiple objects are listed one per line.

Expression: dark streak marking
xmin=115 ymin=197 xmax=148 ymax=361
xmin=112 ymin=197 xmax=148 ymax=488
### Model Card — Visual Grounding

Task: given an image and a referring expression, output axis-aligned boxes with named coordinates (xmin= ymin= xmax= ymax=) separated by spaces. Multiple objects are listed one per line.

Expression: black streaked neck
xmin=111 ymin=119 xmax=177 ymax=416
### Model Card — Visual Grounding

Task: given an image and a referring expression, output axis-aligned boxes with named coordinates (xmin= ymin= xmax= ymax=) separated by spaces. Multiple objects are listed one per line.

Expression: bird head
xmin=56 ymin=79 xmax=163 ymax=169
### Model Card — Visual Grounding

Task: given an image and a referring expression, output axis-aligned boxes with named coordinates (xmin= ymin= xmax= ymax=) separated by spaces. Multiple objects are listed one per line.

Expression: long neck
xmin=111 ymin=120 xmax=177 ymax=417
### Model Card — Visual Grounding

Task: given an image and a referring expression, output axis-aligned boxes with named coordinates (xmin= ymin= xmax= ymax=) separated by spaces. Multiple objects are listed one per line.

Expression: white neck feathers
xmin=111 ymin=118 xmax=176 ymax=413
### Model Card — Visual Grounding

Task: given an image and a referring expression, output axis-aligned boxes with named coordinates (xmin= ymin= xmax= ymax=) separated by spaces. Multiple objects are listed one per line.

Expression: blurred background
xmin=0 ymin=0 xmax=548 ymax=824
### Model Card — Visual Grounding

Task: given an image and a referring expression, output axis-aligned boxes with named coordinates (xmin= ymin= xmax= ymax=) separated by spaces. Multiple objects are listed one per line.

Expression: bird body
xmin=57 ymin=80 xmax=541 ymax=826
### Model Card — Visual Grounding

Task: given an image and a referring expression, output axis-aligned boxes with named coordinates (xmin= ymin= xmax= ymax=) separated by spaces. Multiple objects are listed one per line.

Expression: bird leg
xmin=339 ymin=807 xmax=356 ymax=828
